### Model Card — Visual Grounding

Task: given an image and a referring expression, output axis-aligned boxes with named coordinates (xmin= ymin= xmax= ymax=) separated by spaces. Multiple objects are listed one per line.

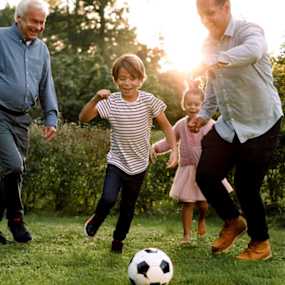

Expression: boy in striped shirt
xmin=79 ymin=53 xmax=177 ymax=253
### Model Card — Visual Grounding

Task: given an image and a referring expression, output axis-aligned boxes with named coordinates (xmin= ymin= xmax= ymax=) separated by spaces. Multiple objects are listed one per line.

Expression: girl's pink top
xmin=154 ymin=117 xmax=215 ymax=166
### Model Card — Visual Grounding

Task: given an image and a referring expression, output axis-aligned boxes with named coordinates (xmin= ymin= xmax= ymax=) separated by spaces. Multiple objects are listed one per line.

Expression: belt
xmin=0 ymin=105 xmax=27 ymax=116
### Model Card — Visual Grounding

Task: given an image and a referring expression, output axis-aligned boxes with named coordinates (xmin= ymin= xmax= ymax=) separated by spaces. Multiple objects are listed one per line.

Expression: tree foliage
xmin=1 ymin=1 xmax=285 ymax=213
xmin=273 ymin=45 xmax=285 ymax=105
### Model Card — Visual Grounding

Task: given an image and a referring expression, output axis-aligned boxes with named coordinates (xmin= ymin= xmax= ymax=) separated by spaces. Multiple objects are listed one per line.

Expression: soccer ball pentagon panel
xmin=128 ymin=248 xmax=173 ymax=285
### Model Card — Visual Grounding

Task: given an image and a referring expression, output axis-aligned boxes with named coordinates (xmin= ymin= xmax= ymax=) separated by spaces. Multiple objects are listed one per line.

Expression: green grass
xmin=0 ymin=213 xmax=285 ymax=285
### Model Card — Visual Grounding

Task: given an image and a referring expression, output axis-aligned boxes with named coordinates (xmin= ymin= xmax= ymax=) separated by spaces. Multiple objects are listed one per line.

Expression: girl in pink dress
xmin=151 ymin=81 xmax=233 ymax=244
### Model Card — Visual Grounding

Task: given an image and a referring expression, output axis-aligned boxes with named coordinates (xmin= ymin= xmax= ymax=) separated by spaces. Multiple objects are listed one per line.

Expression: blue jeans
xmin=0 ymin=109 xmax=31 ymax=221
xmin=92 ymin=164 xmax=146 ymax=241
xmin=196 ymin=119 xmax=281 ymax=241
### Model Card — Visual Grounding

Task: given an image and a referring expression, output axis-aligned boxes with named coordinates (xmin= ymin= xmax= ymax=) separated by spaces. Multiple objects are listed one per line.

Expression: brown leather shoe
xmin=212 ymin=216 xmax=247 ymax=254
xmin=236 ymin=240 xmax=272 ymax=261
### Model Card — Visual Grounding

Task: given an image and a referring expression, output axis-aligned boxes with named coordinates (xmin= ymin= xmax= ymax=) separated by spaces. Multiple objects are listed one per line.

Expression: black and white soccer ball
xmin=128 ymin=248 xmax=173 ymax=285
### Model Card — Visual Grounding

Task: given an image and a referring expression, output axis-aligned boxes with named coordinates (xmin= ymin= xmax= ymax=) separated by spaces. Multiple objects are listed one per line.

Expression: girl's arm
xmin=153 ymin=123 xmax=180 ymax=154
xmin=79 ymin=89 xmax=110 ymax=123
xmin=155 ymin=112 xmax=178 ymax=168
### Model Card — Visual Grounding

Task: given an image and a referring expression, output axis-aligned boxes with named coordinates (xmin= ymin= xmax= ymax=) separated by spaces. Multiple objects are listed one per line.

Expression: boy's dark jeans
xmin=92 ymin=164 xmax=146 ymax=241
xmin=196 ymin=119 xmax=281 ymax=241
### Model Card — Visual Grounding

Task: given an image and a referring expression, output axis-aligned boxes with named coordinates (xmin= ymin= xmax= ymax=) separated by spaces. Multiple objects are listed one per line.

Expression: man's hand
xmin=191 ymin=62 xmax=228 ymax=78
xmin=188 ymin=117 xmax=208 ymax=133
xmin=43 ymin=126 xmax=56 ymax=142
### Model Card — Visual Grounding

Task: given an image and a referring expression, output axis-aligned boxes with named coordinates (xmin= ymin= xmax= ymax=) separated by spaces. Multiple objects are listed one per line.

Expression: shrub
xmin=22 ymin=124 xmax=176 ymax=215
xmin=22 ymin=124 xmax=285 ymax=215
xmin=23 ymin=124 xmax=109 ymax=214
xmin=261 ymin=131 xmax=285 ymax=213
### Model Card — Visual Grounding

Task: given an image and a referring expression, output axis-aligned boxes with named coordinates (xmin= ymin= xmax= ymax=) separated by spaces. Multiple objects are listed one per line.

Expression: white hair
xmin=15 ymin=0 xmax=49 ymax=21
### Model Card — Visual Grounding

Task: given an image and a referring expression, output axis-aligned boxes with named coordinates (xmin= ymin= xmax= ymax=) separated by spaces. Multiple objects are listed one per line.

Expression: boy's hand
xmin=167 ymin=148 xmax=178 ymax=169
xmin=149 ymin=145 xmax=157 ymax=164
xmin=91 ymin=89 xmax=111 ymax=103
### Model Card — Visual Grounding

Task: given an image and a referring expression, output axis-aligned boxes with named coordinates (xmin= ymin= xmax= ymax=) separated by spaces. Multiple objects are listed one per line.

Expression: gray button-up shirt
xmin=199 ymin=17 xmax=283 ymax=143
xmin=0 ymin=24 xmax=58 ymax=127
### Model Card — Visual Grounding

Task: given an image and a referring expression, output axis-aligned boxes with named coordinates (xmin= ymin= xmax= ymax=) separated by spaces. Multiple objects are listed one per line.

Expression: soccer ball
xmin=128 ymin=248 xmax=173 ymax=285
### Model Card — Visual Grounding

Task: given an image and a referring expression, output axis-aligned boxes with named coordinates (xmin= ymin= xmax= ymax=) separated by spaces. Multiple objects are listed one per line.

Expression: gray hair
xmin=15 ymin=0 xmax=49 ymax=21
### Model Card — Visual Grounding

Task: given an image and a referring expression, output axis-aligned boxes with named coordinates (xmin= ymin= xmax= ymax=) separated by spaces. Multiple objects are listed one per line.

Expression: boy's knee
xmin=101 ymin=196 xmax=116 ymax=208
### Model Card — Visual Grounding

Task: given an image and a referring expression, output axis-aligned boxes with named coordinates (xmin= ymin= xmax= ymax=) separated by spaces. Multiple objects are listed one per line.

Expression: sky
xmin=124 ymin=0 xmax=285 ymax=70
xmin=2 ymin=0 xmax=285 ymax=71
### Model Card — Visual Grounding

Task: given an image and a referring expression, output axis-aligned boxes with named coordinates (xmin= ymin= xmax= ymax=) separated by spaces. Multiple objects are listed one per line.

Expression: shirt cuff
xmin=217 ymin=53 xmax=231 ymax=66
xmin=198 ymin=110 xmax=212 ymax=121
xmin=45 ymin=110 xmax=58 ymax=128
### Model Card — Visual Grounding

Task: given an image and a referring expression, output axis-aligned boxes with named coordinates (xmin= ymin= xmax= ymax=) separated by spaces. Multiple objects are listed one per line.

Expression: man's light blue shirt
xmin=0 ymin=24 xmax=58 ymax=127
xmin=199 ymin=17 xmax=283 ymax=143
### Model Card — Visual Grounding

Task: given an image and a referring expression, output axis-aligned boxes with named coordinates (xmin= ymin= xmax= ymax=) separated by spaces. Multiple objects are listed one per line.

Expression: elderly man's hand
xmin=43 ymin=126 xmax=57 ymax=142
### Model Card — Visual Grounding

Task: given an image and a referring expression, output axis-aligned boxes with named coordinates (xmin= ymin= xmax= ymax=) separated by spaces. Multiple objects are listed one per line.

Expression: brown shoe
xmin=212 ymin=216 xmax=247 ymax=254
xmin=236 ymin=240 xmax=272 ymax=261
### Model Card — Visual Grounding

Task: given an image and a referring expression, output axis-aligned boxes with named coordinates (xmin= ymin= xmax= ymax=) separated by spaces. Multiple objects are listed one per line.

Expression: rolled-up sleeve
xmin=39 ymin=50 xmax=58 ymax=127
xmin=218 ymin=23 xmax=267 ymax=67
xmin=199 ymin=81 xmax=218 ymax=119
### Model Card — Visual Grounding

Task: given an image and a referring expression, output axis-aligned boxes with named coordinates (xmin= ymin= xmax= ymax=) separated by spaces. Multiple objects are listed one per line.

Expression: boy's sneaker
xmin=84 ymin=214 xmax=98 ymax=237
xmin=0 ymin=231 xmax=7 ymax=244
xmin=212 ymin=215 xmax=247 ymax=254
xmin=8 ymin=218 xmax=32 ymax=243
xmin=111 ymin=240 xmax=123 ymax=253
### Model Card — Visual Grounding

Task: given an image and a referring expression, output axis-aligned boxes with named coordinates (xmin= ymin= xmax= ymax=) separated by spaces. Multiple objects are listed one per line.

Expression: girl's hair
xmin=112 ymin=53 xmax=146 ymax=82
xmin=15 ymin=0 xmax=49 ymax=21
xmin=181 ymin=80 xmax=204 ymax=111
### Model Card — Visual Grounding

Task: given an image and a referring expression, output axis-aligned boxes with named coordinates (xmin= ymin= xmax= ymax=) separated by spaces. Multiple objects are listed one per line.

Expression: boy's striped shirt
xmin=96 ymin=91 xmax=166 ymax=174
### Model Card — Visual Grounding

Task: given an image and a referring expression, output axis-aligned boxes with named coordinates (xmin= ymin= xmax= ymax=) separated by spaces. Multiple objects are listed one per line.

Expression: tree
xmin=0 ymin=5 xmax=14 ymax=26
xmin=0 ymin=1 xmax=179 ymax=123
xmin=272 ymin=45 xmax=285 ymax=104
xmin=43 ymin=0 xmax=170 ymax=122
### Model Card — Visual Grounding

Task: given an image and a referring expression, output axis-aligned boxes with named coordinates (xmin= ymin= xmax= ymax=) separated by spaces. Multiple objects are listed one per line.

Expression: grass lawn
xmin=0 ymin=213 xmax=284 ymax=285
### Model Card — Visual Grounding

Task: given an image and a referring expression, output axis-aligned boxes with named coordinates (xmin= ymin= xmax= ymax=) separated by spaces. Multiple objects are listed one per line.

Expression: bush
xmin=261 ymin=131 xmax=285 ymax=213
xmin=22 ymin=124 xmax=176 ymax=215
xmin=22 ymin=124 xmax=285 ymax=215
xmin=23 ymin=124 xmax=109 ymax=214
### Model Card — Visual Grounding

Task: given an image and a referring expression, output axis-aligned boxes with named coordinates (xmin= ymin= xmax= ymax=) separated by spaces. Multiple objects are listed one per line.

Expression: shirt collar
xmin=207 ymin=16 xmax=236 ymax=44
xmin=10 ymin=23 xmax=37 ymax=45
xmin=223 ymin=16 xmax=236 ymax=38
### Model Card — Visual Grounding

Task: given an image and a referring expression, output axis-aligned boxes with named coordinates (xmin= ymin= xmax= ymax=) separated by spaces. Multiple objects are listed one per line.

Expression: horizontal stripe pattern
xmin=97 ymin=91 xmax=166 ymax=174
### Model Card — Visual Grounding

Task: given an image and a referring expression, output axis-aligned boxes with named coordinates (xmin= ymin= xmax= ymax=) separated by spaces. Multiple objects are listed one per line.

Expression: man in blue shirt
xmin=0 ymin=0 xmax=58 ymax=244
xmin=189 ymin=0 xmax=283 ymax=260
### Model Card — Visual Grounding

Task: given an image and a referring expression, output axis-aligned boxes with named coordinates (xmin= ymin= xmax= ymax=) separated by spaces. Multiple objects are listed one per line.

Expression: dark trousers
xmin=0 ymin=110 xmax=30 ymax=221
xmin=92 ymin=164 xmax=146 ymax=241
xmin=196 ymin=119 xmax=281 ymax=241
